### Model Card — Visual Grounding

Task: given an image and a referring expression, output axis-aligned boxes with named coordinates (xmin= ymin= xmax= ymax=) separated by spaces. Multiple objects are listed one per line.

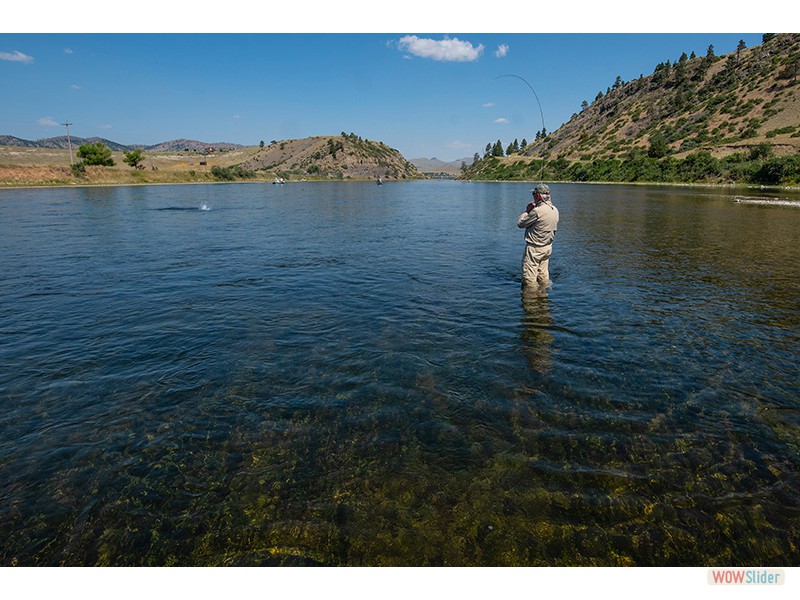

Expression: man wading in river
xmin=517 ymin=183 xmax=559 ymax=288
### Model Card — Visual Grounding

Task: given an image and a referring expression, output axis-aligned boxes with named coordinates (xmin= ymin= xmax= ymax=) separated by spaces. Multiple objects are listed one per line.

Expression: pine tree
xmin=77 ymin=142 xmax=115 ymax=166
xmin=736 ymin=39 xmax=746 ymax=65
xmin=647 ymin=132 xmax=669 ymax=158
xmin=122 ymin=148 xmax=145 ymax=169
xmin=706 ymin=44 xmax=716 ymax=61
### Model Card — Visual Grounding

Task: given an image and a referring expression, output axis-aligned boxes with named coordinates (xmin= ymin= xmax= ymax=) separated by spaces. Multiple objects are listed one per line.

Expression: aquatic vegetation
xmin=9 ymin=369 xmax=794 ymax=567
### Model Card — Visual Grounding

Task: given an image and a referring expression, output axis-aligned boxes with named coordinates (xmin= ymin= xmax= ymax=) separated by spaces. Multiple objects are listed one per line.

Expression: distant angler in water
xmin=517 ymin=183 xmax=559 ymax=289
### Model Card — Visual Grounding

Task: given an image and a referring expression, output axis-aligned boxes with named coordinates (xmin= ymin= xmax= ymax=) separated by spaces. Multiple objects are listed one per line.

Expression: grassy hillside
xmin=0 ymin=145 xmax=265 ymax=187
xmin=238 ymin=134 xmax=419 ymax=181
xmin=464 ymin=33 xmax=800 ymax=186
xmin=0 ymin=133 xmax=420 ymax=187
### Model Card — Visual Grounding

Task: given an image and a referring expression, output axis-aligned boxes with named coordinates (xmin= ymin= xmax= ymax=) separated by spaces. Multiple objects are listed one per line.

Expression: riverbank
xmin=467 ymin=178 xmax=800 ymax=193
xmin=2 ymin=161 xmax=798 ymax=193
xmin=0 ymin=165 xmax=218 ymax=188
xmin=0 ymin=165 xmax=399 ymax=188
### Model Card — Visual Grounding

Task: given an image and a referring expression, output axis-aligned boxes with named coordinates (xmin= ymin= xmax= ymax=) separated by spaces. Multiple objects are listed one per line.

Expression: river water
xmin=1 ymin=181 xmax=799 ymax=566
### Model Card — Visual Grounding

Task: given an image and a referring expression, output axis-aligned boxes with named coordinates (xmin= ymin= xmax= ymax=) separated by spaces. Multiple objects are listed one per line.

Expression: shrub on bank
xmin=211 ymin=166 xmax=256 ymax=181
xmin=465 ymin=150 xmax=800 ymax=185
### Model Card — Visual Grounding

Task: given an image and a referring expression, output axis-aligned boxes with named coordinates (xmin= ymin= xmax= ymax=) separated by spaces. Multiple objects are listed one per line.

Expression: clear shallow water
xmin=1 ymin=181 xmax=799 ymax=566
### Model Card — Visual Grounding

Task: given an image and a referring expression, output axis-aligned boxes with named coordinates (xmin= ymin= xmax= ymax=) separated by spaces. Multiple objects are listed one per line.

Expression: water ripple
xmin=1 ymin=182 xmax=799 ymax=566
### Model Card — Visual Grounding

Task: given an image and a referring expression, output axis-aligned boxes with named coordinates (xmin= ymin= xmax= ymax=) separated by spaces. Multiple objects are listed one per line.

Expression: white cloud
xmin=70 ymin=84 xmax=80 ymax=90
xmin=38 ymin=116 xmax=60 ymax=127
xmin=232 ymin=114 xmax=241 ymax=119
xmin=64 ymin=48 xmax=73 ymax=55
xmin=0 ymin=50 xmax=34 ymax=64
xmin=99 ymin=124 xmax=112 ymax=129
xmin=495 ymin=44 xmax=509 ymax=58
xmin=494 ymin=118 xmax=509 ymax=124
xmin=396 ymin=35 xmax=484 ymax=62
xmin=482 ymin=102 xmax=495 ymax=108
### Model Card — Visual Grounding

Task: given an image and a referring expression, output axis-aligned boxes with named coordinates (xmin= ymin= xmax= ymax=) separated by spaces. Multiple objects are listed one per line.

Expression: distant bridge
xmin=421 ymin=172 xmax=457 ymax=180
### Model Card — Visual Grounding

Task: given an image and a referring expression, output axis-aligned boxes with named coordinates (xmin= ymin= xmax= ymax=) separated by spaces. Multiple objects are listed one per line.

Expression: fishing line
xmin=493 ymin=74 xmax=547 ymax=184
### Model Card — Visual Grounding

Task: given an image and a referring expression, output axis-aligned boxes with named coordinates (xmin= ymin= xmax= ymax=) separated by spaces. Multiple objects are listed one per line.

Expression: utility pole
xmin=61 ymin=121 xmax=74 ymax=165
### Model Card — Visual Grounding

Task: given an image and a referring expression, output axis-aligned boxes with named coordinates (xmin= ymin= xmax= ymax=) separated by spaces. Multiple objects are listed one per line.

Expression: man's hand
xmin=526 ymin=202 xmax=535 ymax=213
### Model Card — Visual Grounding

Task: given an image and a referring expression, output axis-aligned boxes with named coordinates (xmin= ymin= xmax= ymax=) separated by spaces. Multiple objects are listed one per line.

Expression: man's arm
xmin=517 ymin=210 xmax=538 ymax=228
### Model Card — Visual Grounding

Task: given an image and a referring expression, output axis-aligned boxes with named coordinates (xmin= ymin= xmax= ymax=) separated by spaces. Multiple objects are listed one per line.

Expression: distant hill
xmin=8 ymin=136 xmax=135 ymax=152
xmin=135 ymin=139 xmax=244 ymax=152
xmin=410 ymin=157 xmax=471 ymax=174
xmin=0 ymin=135 xmax=39 ymax=148
xmin=238 ymin=134 xmax=420 ymax=180
xmin=463 ymin=33 xmax=800 ymax=185
xmin=0 ymin=135 xmax=244 ymax=153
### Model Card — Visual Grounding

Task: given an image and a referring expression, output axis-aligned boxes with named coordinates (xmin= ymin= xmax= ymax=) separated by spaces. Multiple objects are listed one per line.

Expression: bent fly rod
xmin=493 ymin=74 xmax=547 ymax=184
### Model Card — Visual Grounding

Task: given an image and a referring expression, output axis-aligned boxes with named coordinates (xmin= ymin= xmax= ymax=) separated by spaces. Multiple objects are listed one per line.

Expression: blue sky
xmin=0 ymin=26 xmax=772 ymax=161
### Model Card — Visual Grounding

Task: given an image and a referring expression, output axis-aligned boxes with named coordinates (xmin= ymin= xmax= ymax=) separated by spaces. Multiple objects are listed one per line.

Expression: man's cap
xmin=532 ymin=183 xmax=551 ymax=195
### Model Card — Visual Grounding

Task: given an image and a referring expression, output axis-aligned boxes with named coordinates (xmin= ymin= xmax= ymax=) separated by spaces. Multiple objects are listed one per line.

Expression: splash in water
xmin=200 ymin=203 xmax=210 ymax=211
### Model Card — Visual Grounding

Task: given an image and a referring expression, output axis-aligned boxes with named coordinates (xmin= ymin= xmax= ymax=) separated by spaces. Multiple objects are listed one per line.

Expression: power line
xmin=61 ymin=121 xmax=74 ymax=166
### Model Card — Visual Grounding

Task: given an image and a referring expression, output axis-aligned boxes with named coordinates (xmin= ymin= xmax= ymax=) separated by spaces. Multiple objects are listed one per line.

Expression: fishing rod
xmin=493 ymin=74 xmax=547 ymax=184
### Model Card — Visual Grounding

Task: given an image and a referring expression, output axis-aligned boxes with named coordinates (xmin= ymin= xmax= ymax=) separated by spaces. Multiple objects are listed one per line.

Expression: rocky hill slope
xmin=541 ymin=33 xmax=798 ymax=160
xmin=464 ymin=33 xmax=800 ymax=184
xmin=238 ymin=133 xmax=420 ymax=180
